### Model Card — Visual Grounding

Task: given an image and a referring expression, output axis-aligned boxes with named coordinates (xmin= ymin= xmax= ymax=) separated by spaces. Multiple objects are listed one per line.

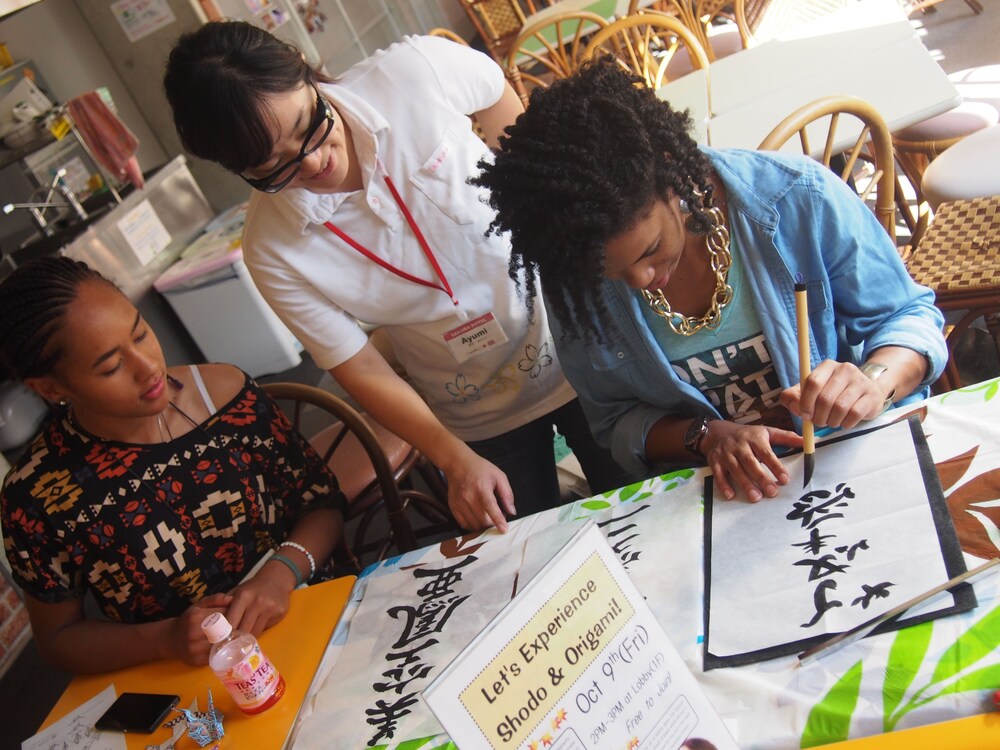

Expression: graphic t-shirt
xmin=639 ymin=233 xmax=795 ymax=431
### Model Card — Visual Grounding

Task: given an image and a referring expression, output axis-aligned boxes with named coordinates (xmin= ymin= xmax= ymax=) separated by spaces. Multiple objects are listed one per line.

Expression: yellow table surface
xmin=40 ymin=576 xmax=355 ymax=749
xmin=821 ymin=713 xmax=1000 ymax=748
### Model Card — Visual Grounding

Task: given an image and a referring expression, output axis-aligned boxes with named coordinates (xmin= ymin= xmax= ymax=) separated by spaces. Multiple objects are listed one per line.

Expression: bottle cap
xmin=201 ymin=612 xmax=233 ymax=643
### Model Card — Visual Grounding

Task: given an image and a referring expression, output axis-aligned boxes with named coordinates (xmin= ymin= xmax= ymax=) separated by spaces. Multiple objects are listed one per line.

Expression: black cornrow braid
xmin=0 ymin=257 xmax=111 ymax=381
xmin=473 ymin=57 xmax=714 ymax=340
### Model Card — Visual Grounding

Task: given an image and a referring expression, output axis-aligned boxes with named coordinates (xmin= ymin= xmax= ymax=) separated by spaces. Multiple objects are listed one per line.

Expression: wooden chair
xmin=583 ymin=11 xmax=710 ymax=91
xmin=427 ymin=27 xmax=471 ymax=45
xmin=459 ymin=0 xmax=541 ymax=64
xmin=506 ymin=11 xmax=610 ymax=107
xmin=627 ymin=0 xmax=751 ymax=61
xmin=758 ymin=95 xmax=900 ymax=246
xmin=262 ymin=382 xmax=457 ymax=567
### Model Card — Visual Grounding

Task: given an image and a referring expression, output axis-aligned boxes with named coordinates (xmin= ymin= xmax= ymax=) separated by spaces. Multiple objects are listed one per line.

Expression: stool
xmin=922 ymin=124 xmax=1000 ymax=209
xmin=906 ymin=196 xmax=1000 ymax=392
xmin=893 ymin=65 xmax=1000 ymax=202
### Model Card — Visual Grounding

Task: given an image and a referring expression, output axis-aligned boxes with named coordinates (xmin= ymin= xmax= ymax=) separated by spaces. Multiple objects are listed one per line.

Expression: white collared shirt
xmin=243 ymin=36 xmax=574 ymax=440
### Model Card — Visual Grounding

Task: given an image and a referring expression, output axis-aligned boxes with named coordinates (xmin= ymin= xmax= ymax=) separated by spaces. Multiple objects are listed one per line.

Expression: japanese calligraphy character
xmin=836 ymin=539 xmax=870 ymax=561
xmin=801 ymin=579 xmax=843 ymax=628
xmin=852 ymin=582 xmax=895 ymax=608
xmin=791 ymin=528 xmax=836 ymax=555
xmin=787 ymin=483 xmax=855 ymax=530
xmin=793 ymin=553 xmax=850 ymax=581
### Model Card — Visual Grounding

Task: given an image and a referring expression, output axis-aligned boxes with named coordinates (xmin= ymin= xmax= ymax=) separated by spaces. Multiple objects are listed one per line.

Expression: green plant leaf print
xmin=929 ymin=603 xmax=1000 ymax=687
xmin=882 ymin=621 xmax=933 ymax=730
xmin=801 ymin=659 xmax=863 ymax=747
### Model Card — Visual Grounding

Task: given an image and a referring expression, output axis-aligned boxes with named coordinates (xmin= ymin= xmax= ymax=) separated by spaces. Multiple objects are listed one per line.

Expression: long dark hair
xmin=164 ymin=21 xmax=331 ymax=174
xmin=0 ymin=257 xmax=115 ymax=381
xmin=471 ymin=57 xmax=714 ymax=334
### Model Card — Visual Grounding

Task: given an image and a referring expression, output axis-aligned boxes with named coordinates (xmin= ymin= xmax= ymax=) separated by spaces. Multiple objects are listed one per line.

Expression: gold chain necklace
xmin=641 ymin=203 xmax=733 ymax=336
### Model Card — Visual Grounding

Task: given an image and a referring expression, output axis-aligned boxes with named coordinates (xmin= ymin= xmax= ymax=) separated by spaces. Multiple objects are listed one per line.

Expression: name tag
xmin=442 ymin=312 xmax=508 ymax=363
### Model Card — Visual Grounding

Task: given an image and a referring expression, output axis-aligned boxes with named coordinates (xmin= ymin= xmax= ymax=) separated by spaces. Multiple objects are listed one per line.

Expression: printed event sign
xmin=423 ymin=522 xmax=736 ymax=750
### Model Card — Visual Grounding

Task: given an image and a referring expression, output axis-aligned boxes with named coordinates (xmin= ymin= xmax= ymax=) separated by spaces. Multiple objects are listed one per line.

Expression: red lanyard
xmin=324 ymin=171 xmax=459 ymax=309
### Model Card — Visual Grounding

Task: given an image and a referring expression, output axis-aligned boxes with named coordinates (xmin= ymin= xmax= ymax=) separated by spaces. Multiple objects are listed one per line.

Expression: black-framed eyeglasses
xmin=242 ymin=86 xmax=335 ymax=194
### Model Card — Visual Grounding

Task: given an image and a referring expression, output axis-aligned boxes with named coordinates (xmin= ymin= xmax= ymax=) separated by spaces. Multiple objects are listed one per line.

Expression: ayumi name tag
xmin=443 ymin=312 xmax=508 ymax=363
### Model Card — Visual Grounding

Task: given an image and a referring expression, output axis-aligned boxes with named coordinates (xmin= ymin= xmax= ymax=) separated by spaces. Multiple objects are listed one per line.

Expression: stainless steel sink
xmin=11 ymin=200 xmax=116 ymax=265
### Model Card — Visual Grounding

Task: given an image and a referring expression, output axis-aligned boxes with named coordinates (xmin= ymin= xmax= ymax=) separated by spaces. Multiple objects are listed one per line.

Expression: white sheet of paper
xmin=707 ymin=418 xmax=955 ymax=659
xmin=22 ymin=683 xmax=125 ymax=750
xmin=116 ymin=199 xmax=171 ymax=266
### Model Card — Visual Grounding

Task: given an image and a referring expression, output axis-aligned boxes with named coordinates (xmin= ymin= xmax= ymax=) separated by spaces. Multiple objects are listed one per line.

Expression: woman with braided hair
xmin=473 ymin=58 xmax=946 ymax=503
xmin=0 ymin=257 xmax=347 ymax=672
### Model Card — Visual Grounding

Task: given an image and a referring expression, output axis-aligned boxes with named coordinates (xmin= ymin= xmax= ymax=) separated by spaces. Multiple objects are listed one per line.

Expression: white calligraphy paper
xmin=704 ymin=416 xmax=972 ymax=669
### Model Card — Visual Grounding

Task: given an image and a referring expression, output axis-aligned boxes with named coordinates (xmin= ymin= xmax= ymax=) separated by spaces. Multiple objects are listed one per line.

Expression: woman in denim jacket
xmin=474 ymin=59 xmax=946 ymax=504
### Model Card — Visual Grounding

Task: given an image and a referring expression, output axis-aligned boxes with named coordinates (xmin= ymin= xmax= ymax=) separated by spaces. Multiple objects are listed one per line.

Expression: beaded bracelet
xmin=279 ymin=541 xmax=316 ymax=581
xmin=269 ymin=553 xmax=304 ymax=587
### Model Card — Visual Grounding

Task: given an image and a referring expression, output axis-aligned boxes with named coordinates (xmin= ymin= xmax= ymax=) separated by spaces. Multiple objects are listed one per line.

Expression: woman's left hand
xmin=780 ymin=359 xmax=887 ymax=430
xmin=224 ymin=562 xmax=295 ymax=636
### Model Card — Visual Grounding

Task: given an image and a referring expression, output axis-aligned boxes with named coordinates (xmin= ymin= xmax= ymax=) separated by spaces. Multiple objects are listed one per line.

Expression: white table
xmin=656 ymin=0 xmax=961 ymax=154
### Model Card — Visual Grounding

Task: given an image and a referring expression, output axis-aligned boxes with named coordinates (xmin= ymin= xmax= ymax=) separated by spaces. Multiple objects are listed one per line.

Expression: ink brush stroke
xmin=796 ymin=557 xmax=1000 ymax=667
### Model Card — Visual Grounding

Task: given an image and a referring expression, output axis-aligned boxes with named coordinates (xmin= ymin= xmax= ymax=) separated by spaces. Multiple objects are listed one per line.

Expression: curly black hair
xmin=472 ymin=57 xmax=714 ymax=337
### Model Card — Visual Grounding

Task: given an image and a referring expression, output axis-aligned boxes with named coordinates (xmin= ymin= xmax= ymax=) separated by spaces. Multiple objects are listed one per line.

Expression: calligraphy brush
xmin=794 ymin=282 xmax=815 ymax=487
xmin=797 ymin=557 xmax=1000 ymax=667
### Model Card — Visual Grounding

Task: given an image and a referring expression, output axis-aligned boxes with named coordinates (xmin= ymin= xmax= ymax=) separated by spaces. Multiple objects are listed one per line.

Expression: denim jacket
xmin=546 ymin=148 xmax=947 ymax=476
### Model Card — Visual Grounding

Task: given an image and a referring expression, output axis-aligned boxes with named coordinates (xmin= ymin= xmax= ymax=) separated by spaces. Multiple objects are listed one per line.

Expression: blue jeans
xmin=465 ymin=399 xmax=636 ymax=518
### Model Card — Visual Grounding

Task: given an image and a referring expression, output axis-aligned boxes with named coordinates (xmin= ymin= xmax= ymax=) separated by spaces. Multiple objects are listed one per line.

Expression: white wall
xmin=0 ymin=0 xmax=167 ymax=172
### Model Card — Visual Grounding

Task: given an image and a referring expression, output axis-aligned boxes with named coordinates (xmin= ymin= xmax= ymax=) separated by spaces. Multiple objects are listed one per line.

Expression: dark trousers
xmin=465 ymin=399 xmax=636 ymax=519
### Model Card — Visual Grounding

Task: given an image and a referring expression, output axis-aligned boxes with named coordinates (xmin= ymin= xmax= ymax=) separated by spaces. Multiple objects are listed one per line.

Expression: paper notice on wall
xmin=111 ymin=0 xmax=176 ymax=43
xmin=116 ymin=199 xmax=171 ymax=266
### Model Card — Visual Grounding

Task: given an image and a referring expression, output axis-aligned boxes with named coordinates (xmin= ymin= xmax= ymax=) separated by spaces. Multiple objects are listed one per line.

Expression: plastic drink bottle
xmin=201 ymin=612 xmax=285 ymax=715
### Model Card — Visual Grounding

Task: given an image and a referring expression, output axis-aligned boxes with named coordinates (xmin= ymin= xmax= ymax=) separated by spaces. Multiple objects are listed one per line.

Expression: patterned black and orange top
xmin=1 ymin=373 xmax=346 ymax=623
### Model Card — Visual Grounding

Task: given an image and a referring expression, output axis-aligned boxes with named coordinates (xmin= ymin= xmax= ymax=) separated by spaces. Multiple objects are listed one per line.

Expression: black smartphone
xmin=94 ymin=692 xmax=180 ymax=733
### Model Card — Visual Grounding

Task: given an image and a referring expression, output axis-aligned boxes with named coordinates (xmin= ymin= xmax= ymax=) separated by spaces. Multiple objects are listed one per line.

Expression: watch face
xmin=685 ymin=418 xmax=707 ymax=453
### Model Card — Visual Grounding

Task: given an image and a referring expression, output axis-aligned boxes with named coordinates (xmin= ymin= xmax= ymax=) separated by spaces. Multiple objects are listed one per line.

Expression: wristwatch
xmin=684 ymin=416 xmax=712 ymax=456
xmin=859 ymin=362 xmax=896 ymax=414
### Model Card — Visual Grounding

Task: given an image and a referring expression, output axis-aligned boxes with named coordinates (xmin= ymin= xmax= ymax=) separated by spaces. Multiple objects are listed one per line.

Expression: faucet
xmin=2 ymin=168 xmax=89 ymax=237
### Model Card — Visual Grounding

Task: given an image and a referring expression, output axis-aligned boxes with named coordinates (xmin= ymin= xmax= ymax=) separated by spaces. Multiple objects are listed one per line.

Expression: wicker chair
xmin=758 ymin=95 xmax=899 ymax=245
xmin=904 ymin=197 xmax=1000 ymax=392
xmin=583 ymin=11 xmax=709 ymax=91
xmin=627 ymin=0 xmax=751 ymax=62
xmin=459 ymin=0 xmax=542 ymax=63
xmin=506 ymin=10 xmax=609 ymax=107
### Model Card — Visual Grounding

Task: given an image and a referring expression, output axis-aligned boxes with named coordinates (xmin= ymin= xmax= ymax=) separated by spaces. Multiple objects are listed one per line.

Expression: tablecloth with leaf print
xmin=289 ymin=378 xmax=1000 ymax=750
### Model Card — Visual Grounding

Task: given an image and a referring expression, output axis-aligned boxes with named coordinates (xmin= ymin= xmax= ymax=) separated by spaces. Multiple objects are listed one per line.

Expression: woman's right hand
xmin=440 ymin=449 xmax=515 ymax=533
xmin=700 ymin=420 xmax=803 ymax=502
xmin=168 ymin=593 xmax=233 ymax=665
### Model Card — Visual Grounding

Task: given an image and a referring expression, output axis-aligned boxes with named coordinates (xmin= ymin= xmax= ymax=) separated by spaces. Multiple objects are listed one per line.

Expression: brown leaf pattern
xmin=936 ymin=445 xmax=979 ymax=493
xmin=942 ymin=455 xmax=1000 ymax=560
